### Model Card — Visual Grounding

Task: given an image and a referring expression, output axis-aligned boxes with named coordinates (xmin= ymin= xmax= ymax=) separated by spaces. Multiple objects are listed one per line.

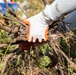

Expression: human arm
xmin=23 ymin=0 xmax=76 ymax=42
xmin=44 ymin=0 xmax=76 ymax=20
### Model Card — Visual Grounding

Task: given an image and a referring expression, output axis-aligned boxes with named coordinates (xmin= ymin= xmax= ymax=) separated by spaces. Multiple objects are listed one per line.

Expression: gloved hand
xmin=23 ymin=11 xmax=52 ymax=42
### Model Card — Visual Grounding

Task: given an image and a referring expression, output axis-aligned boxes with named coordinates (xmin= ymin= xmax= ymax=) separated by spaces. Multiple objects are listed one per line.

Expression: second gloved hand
xmin=23 ymin=11 xmax=51 ymax=42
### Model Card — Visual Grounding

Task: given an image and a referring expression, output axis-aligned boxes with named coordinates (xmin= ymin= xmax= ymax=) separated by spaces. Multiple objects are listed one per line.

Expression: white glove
xmin=23 ymin=11 xmax=52 ymax=42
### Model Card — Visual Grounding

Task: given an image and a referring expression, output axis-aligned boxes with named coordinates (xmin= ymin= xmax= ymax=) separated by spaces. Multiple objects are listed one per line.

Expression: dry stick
xmin=0 ymin=24 xmax=27 ymax=42
xmin=0 ymin=23 xmax=18 ymax=33
xmin=0 ymin=17 xmax=27 ymax=42
xmin=3 ymin=0 xmax=19 ymax=19
xmin=3 ymin=0 xmax=9 ymax=9
xmin=1 ymin=53 xmax=14 ymax=75
xmin=58 ymin=48 xmax=76 ymax=69
xmin=0 ymin=15 xmax=28 ymax=27
xmin=0 ymin=24 xmax=27 ymax=41
xmin=3 ymin=0 xmax=28 ymax=27
xmin=0 ymin=37 xmax=26 ymax=48
xmin=0 ymin=16 xmax=28 ymax=35
xmin=3 ymin=0 xmax=28 ymax=31
xmin=1 ymin=0 xmax=28 ymax=41
xmin=1 ymin=47 xmax=19 ymax=75
xmin=0 ymin=23 xmax=26 ymax=48
xmin=2 ymin=54 xmax=13 ymax=75
xmin=0 ymin=27 xmax=27 ymax=48
xmin=42 ymin=0 xmax=47 ymax=6
xmin=0 ymin=2 xmax=27 ymax=74
xmin=49 ymin=39 xmax=76 ymax=71
xmin=0 ymin=44 xmax=8 ymax=48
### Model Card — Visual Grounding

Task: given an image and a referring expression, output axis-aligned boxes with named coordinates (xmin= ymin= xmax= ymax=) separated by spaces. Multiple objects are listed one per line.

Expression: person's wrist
xmin=42 ymin=10 xmax=53 ymax=25
xmin=42 ymin=10 xmax=50 ymax=20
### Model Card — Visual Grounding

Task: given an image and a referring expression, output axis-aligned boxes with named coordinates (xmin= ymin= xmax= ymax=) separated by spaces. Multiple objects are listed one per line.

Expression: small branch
xmin=0 ymin=23 xmax=19 ymax=33
xmin=0 ymin=37 xmax=27 ymax=48
xmin=49 ymin=38 xmax=76 ymax=71
xmin=1 ymin=47 xmax=19 ymax=75
xmin=3 ymin=0 xmax=10 ymax=10
xmin=42 ymin=0 xmax=47 ymax=6
xmin=0 ymin=44 xmax=8 ymax=48
xmin=3 ymin=0 xmax=18 ymax=19
xmin=58 ymin=48 xmax=76 ymax=70
xmin=3 ymin=0 xmax=26 ymax=26
xmin=0 ymin=16 xmax=28 ymax=28
xmin=1 ymin=53 xmax=14 ymax=75
xmin=0 ymin=24 xmax=11 ymax=32
xmin=15 ymin=37 xmax=27 ymax=41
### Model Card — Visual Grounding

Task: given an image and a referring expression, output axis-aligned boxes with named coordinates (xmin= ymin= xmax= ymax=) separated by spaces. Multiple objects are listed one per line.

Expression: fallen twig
xmin=1 ymin=53 xmax=15 ymax=75
xmin=49 ymin=33 xmax=76 ymax=71
xmin=0 ymin=44 xmax=8 ymax=48
xmin=0 ymin=23 xmax=18 ymax=33
xmin=0 ymin=47 xmax=22 ymax=75
xmin=42 ymin=0 xmax=47 ymax=6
